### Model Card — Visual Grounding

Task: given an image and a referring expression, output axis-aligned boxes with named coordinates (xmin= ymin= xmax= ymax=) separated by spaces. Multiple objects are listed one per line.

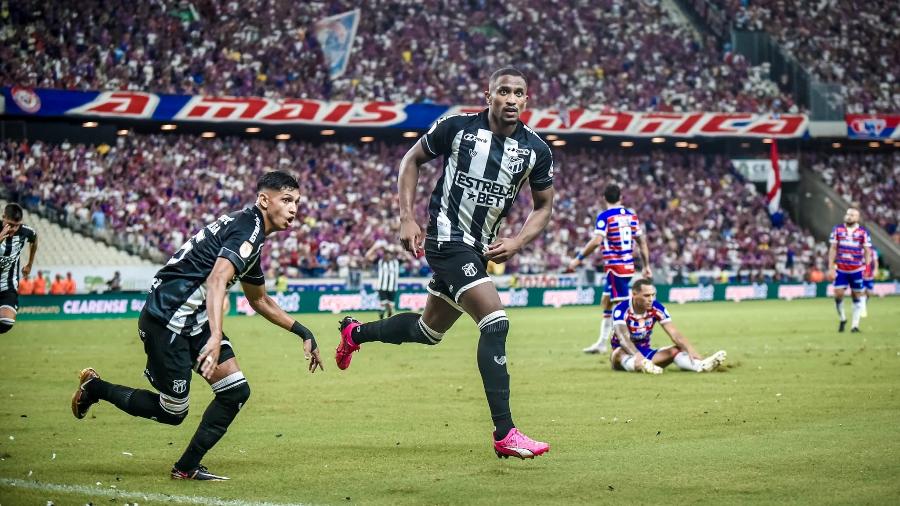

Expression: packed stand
xmin=807 ymin=151 xmax=899 ymax=239
xmin=1 ymin=0 xmax=795 ymax=112
xmin=3 ymin=135 xmax=827 ymax=282
xmin=712 ymin=0 xmax=899 ymax=113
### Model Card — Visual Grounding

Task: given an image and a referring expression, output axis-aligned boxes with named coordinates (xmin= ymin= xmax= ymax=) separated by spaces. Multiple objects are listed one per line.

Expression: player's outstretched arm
xmin=661 ymin=321 xmax=700 ymax=360
xmin=488 ymin=187 xmax=554 ymax=264
xmin=241 ymin=282 xmax=323 ymax=373
xmin=398 ymin=140 xmax=433 ymax=256
xmin=569 ymin=234 xmax=603 ymax=271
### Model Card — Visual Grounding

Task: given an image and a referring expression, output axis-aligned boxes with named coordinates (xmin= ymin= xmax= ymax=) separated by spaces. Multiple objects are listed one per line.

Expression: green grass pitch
xmin=1 ymin=298 xmax=899 ymax=505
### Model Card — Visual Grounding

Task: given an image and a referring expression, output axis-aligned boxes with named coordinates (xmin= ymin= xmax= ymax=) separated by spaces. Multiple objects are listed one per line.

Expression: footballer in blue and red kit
xmin=569 ymin=184 xmax=651 ymax=355
xmin=610 ymin=298 xmax=671 ymax=360
xmin=827 ymin=207 xmax=872 ymax=333
xmin=594 ymin=205 xmax=643 ymax=301
xmin=608 ymin=278 xmax=726 ymax=374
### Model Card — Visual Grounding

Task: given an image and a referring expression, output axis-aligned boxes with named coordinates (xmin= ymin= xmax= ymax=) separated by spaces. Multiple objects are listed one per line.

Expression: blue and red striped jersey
xmin=610 ymin=298 xmax=672 ymax=349
xmin=594 ymin=205 xmax=642 ymax=276
xmin=829 ymin=224 xmax=871 ymax=273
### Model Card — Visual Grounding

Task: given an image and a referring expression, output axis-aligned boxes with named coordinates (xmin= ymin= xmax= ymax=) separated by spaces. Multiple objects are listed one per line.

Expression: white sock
xmin=621 ymin=355 xmax=636 ymax=372
xmin=851 ymin=299 xmax=862 ymax=328
xmin=860 ymin=295 xmax=867 ymax=312
xmin=835 ymin=299 xmax=846 ymax=321
xmin=597 ymin=316 xmax=612 ymax=346
xmin=674 ymin=351 xmax=701 ymax=372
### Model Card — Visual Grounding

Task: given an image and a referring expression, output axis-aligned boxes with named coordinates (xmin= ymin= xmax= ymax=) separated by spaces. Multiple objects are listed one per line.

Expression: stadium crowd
xmin=3 ymin=135 xmax=830 ymax=283
xmin=1 ymin=0 xmax=794 ymax=112
xmin=806 ymin=151 xmax=899 ymax=239
xmin=710 ymin=0 xmax=899 ymax=113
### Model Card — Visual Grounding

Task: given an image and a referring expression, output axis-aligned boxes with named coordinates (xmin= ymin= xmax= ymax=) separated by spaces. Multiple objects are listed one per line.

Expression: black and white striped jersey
xmin=376 ymin=257 xmax=400 ymax=292
xmin=421 ymin=109 xmax=554 ymax=253
xmin=145 ymin=206 xmax=266 ymax=336
xmin=0 ymin=225 xmax=36 ymax=292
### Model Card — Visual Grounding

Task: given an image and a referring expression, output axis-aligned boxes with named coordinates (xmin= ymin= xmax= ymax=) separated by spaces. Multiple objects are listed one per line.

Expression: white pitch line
xmin=0 ymin=478 xmax=312 ymax=506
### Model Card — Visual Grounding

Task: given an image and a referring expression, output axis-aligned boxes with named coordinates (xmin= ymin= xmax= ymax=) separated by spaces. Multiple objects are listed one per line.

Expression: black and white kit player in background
xmin=365 ymin=239 xmax=405 ymax=319
xmin=71 ymin=171 xmax=324 ymax=481
xmin=336 ymin=67 xmax=554 ymax=459
xmin=0 ymin=203 xmax=38 ymax=334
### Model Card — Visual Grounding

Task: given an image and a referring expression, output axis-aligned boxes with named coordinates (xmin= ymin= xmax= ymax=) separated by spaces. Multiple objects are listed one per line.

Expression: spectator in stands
xmin=18 ymin=273 xmax=34 ymax=295
xmin=64 ymin=272 xmax=77 ymax=294
xmin=32 ymin=272 xmax=47 ymax=295
xmin=50 ymin=274 xmax=66 ymax=295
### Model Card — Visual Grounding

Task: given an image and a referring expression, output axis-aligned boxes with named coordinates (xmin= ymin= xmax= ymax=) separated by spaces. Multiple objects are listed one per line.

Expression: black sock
xmin=353 ymin=312 xmax=441 ymax=345
xmin=378 ymin=310 xmax=385 ymax=320
xmin=175 ymin=384 xmax=249 ymax=472
xmin=87 ymin=378 xmax=165 ymax=420
xmin=477 ymin=318 xmax=514 ymax=440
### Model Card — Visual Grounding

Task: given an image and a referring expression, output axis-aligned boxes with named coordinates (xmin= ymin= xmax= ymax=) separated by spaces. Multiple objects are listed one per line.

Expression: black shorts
xmin=377 ymin=290 xmax=396 ymax=303
xmin=424 ymin=239 xmax=491 ymax=307
xmin=138 ymin=310 xmax=236 ymax=402
xmin=0 ymin=289 xmax=18 ymax=311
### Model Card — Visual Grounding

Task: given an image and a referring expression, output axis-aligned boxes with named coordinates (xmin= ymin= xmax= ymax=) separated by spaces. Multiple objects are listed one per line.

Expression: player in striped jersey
xmin=610 ymin=279 xmax=726 ymax=374
xmin=365 ymin=240 xmax=402 ymax=319
xmin=336 ymin=67 xmax=554 ymax=459
xmin=70 ymin=172 xmax=324 ymax=481
xmin=827 ymin=207 xmax=872 ymax=332
xmin=568 ymin=184 xmax=650 ymax=354
xmin=0 ymin=203 xmax=38 ymax=334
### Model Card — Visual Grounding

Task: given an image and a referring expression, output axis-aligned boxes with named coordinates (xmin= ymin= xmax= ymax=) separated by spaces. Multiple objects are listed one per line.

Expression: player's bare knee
xmin=0 ymin=318 xmax=14 ymax=334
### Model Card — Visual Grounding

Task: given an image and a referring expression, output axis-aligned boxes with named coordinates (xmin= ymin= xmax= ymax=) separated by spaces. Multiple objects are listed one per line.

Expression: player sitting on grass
xmin=609 ymin=278 xmax=726 ymax=374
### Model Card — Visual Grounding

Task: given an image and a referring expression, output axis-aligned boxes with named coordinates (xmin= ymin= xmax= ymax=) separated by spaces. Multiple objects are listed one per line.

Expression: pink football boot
xmin=494 ymin=428 xmax=550 ymax=459
xmin=335 ymin=316 xmax=361 ymax=370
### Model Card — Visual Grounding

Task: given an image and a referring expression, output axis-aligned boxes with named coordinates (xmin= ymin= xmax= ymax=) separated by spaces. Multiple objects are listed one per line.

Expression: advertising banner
xmin=1 ymin=87 xmax=809 ymax=138
xmin=15 ymin=282 xmax=897 ymax=320
xmin=845 ymin=114 xmax=900 ymax=140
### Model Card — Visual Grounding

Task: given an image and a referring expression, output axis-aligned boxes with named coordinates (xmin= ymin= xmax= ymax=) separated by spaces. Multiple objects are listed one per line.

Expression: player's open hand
xmin=0 ymin=223 xmax=11 ymax=241
xmin=486 ymin=237 xmax=522 ymax=263
xmin=567 ymin=258 xmax=582 ymax=272
xmin=197 ymin=338 xmax=221 ymax=380
xmin=304 ymin=339 xmax=324 ymax=373
xmin=399 ymin=218 xmax=423 ymax=257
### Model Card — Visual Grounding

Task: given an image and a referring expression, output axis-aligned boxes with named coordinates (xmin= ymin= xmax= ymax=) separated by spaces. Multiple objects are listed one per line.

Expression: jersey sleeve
xmin=22 ymin=226 xmax=37 ymax=242
xmin=593 ymin=212 xmax=607 ymax=237
xmin=612 ymin=301 xmax=629 ymax=326
xmin=653 ymin=300 xmax=672 ymax=323
xmin=218 ymin=212 xmax=264 ymax=274
xmin=828 ymin=226 xmax=838 ymax=244
xmin=529 ymin=145 xmax=554 ymax=191
xmin=239 ymin=256 xmax=265 ymax=286
xmin=421 ymin=115 xmax=458 ymax=158
xmin=862 ymin=228 xmax=872 ymax=248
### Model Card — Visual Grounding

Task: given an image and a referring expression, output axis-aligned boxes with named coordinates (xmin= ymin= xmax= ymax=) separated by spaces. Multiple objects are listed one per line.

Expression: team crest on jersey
xmin=239 ymin=241 xmax=253 ymax=258
xmin=506 ymin=156 xmax=524 ymax=174
xmin=172 ymin=379 xmax=187 ymax=394
xmin=462 ymin=262 xmax=477 ymax=277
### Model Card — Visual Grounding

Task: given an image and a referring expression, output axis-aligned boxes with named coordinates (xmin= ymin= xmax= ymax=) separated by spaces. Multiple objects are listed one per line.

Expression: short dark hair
xmin=632 ymin=278 xmax=654 ymax=293
xmin=3 ymin=203 xmax=23 ymax=222
xmin=603 ymin=184 xmax=621 ymax=204
xmin=489 ymin=67 xmax=527 ymax=89
xmin=257 ymin=171 xmax=299 ymax=193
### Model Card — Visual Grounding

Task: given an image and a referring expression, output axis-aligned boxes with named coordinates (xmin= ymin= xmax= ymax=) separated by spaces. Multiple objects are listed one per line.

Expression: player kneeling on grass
xmin=609 ymin=279 xmax=726 ymax=375
xmin=71 ymin=171 xmax=324 ymax=481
